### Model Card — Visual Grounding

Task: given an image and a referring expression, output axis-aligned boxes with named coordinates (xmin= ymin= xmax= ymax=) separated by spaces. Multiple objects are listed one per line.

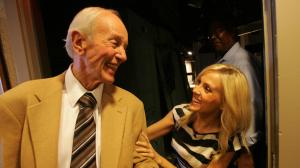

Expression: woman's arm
xmin=236 ymin=152 xmax=254 ymax=168
xmin=147 ymin=111 xmax=175 ymax=140
xmin=207 ymin=152 xmax=234 ymax=168
xmin=136 ymin=132 xmax=176 ymax=168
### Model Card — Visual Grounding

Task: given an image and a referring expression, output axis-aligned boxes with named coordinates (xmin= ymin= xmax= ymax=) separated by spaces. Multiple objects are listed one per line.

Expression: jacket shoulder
xmin=104 ymin=84 xmax=143 ymax=105
xmin=0 ymin=74 xmax=64 ymax=123
xmin=1 ymin=74 xmax=64 ymax=99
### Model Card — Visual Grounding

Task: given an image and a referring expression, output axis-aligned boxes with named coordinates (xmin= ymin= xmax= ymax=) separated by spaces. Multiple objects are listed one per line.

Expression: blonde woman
xmin=136 ymin=64 xmax=253 ymax=168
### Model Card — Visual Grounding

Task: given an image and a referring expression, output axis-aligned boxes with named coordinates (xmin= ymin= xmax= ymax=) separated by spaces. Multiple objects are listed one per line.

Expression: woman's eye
xmin=204 ymin=84 xmax=211 ymax=92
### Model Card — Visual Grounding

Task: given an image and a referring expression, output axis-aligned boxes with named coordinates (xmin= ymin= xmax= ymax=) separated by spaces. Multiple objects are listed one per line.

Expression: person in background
xmin=136 ymin=64 xmax=252 ymax=168
xmin=208 ymin=16 xmax=264 ymax=168
xmin=0 ymin=6 xmax=158 ymax=168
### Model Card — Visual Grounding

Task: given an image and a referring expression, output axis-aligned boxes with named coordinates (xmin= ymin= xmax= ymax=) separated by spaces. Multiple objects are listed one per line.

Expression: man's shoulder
xmin=104 ymin=84 xmax=142 ymax=103
xmin=225 ymin=47 xmax=253 ymax=68
xmin=0 ymin=74 xmax=64 ymax=100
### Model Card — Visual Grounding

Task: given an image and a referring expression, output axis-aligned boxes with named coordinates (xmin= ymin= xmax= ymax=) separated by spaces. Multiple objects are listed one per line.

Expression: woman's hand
xmin=135 ymin=132 xmax=161 ymax=164
xmin=135 ymin=132 xmax=176 ymax=168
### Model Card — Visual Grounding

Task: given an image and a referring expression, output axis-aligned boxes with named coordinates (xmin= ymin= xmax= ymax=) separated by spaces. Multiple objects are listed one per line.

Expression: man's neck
xmin=71 ymin=65 xmax=101 ymax=91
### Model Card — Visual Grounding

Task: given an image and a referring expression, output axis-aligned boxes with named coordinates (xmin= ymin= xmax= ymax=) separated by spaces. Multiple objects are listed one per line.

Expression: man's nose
xmin=116 ymin=47 xmax=127 ymax=62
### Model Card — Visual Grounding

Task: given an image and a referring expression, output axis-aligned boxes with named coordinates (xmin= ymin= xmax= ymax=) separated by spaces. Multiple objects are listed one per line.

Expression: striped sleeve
xmin=172 ymin=104 xmax=190 ymax=127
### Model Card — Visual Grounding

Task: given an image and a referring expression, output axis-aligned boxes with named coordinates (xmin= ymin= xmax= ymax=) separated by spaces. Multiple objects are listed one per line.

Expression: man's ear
xmin=71 ymin=30 xmax=87 ymax=55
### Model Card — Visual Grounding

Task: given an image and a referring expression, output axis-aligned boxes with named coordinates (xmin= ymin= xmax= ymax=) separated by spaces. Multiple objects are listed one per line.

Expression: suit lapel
xmin=26 ymin=75 xmax=64 ymax=168
xmin=25 ymin=78 xmax=127 ymax=167
xmin=101 ymin=85 xmax=127 ymax=168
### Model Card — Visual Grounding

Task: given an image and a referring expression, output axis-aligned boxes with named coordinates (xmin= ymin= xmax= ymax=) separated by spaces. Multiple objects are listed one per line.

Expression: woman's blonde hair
xmin=181 ymin=64 xmax=251 ymax=156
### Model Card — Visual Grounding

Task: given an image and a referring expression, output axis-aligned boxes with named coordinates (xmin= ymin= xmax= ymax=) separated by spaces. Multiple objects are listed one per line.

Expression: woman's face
xmin=190 ymin=71 xmax=223 ymax=115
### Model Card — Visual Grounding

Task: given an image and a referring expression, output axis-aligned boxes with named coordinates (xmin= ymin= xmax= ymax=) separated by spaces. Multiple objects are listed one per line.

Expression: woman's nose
xmin=193 ymin=85 xmax=201 ymax=94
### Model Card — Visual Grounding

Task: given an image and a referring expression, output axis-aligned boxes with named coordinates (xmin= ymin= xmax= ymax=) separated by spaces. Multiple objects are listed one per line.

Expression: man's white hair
xmin=64 ymin=7 xmax=119 ymax=58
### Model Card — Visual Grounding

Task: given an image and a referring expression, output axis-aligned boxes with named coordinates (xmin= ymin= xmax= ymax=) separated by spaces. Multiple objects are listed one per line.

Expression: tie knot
xmin=78 ymin=92 xmax=97 ymax=109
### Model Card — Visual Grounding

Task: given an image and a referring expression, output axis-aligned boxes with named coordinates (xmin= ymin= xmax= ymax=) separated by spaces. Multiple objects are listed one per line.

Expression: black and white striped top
xmin=171 ymin=104 xmax=243 ymax=168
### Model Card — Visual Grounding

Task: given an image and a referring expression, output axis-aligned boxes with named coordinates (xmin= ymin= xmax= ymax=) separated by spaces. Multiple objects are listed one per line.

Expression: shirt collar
xmin=65 ymin=65 xmax=103 ymax=107
xmin=221 ymin=42 xmax=240 ymax=62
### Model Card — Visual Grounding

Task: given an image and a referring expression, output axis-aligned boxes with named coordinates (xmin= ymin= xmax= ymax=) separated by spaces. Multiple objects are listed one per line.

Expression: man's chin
xmin=102 ymin=76 xmax=115 ymax=84
xmin=99 ymin=71 xmax=115 ymax=84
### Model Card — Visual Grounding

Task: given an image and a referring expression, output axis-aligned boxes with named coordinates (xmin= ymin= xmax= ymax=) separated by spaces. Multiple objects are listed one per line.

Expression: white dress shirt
xmin=58 ymin=66 xmax=103 ymax=168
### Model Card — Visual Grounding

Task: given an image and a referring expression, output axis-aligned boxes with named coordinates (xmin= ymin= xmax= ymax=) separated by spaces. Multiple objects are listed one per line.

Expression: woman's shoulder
xmin=172 ymin=103 xmax=190 ymax=118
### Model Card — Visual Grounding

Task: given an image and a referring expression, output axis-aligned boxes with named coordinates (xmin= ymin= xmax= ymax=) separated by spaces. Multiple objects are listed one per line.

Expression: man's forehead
xmin=211 ymin=22 xmax=226 ymax=31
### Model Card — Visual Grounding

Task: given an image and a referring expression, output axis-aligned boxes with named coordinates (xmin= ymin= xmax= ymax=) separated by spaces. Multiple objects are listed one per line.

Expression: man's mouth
xmin=106 ymin=63 xmax=118 ymax=72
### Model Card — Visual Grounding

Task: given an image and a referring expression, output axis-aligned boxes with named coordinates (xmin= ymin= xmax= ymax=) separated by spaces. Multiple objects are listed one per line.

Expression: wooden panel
xmin=0 ymin=39 xmax=10 ymax=92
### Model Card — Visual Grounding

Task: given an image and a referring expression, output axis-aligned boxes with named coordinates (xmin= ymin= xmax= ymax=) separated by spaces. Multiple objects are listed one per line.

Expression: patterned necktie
xmin=71 ymin=92 xmax=97 ymax=168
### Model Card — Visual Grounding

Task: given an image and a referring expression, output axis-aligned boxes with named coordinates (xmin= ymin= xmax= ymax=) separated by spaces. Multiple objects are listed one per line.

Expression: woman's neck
xmin=192 ymin=112 xmax=220 ymax=134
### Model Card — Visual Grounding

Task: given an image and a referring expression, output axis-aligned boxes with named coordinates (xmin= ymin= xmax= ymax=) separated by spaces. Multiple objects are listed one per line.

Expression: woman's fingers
xmin=135 ymin=131 xmax=159 ymax=160
xmin=141 ymin=131 xmax=150 ymax=143
xmin=136 ymin=146 xmax=155 ymax=159
xmin=136 ymin=147 xmax=151 ymax=153
xmin=136 ymin=141 xmax=148 ymax=148
xmin=136 ymin=152 xmax=155 ymax=158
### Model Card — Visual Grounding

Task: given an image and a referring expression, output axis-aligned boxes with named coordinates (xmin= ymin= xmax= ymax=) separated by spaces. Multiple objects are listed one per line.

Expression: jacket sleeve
xmin=0 ymin=99 xmax=22 ymax=168
xmin=132 ymin=102 xmax=159 ymax=168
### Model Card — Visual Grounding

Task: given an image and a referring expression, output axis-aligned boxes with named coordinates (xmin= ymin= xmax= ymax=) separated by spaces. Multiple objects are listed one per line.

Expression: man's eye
xmin=110 ymin=40 xmax=118 ymax=47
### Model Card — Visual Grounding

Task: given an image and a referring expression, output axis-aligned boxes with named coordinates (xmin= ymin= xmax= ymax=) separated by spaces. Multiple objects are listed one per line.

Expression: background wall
xmin=276 ymin=0 xmax=300 ymax=167
xmin=0 ymin=0 xmax=50 ymax=87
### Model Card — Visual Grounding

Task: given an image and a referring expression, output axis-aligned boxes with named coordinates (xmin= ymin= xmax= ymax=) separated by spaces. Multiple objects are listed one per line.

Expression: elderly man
xmin=0 ymin=6 xmax=158 ymax=168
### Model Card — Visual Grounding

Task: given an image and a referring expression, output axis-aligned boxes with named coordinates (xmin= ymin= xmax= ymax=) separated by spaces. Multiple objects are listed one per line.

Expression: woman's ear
xmin=71 ymin=30 xmax=87 ymax=55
